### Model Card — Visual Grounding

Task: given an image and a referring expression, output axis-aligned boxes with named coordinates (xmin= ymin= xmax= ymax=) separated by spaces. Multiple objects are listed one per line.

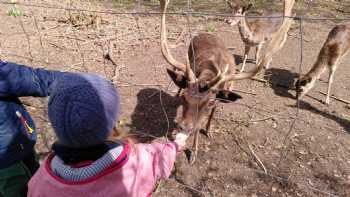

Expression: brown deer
xmin=160 ymin=0 xmax=261 ymax=164
xmin=226 ymin=0 xmax=284 ymax=72
xmin=296 ymin=24 xmax=350 ymax=105
xmin=160 ymin=0 xmax=295 ymax=164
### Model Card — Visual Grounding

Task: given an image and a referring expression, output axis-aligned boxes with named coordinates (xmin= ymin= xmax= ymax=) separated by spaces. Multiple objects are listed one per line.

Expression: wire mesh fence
xmin=0 ymin=0 xmax=349 ymax=196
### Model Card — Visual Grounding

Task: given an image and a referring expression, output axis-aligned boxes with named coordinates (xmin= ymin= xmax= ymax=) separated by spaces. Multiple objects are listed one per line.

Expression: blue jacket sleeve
xmin=0 ymin=61 xmax=66 ymax=97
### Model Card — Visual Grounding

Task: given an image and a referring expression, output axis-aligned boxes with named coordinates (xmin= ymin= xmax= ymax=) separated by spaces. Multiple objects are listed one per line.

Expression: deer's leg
xmin=205 ymin=106 xmax=217 ymax=139
xmin=325 ymin=66 xmax=336 ymax=105
xmin=240 ymin=45 xmax=251 ymax=72
xmin=189 ymin=130 xmax=199 ymax=165
xmin=255 ymin=44 xmax=263 ymax=65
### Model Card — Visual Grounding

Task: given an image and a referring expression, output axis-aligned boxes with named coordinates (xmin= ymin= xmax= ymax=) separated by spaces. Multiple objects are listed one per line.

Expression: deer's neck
xmin=305 ymin=53 xmax=328 ymax=80
xmin=238 ymin=14 xmax=253 ymax=40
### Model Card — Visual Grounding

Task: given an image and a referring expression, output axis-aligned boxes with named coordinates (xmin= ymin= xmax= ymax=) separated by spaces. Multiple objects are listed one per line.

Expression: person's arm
xmin=140 ymin=132 xmax=189 ymax=180
xmin=0 ymin=61 xmax=66 ymax=97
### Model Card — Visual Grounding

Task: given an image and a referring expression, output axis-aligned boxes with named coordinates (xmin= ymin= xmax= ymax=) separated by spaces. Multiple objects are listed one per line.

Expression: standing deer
xmin=160 ymin=0 xmax=260 ymax=164
xmin=296 ymin=24 xmax=350 ymax=105
xmin=226 ymin=0 xmax=283 ymax=72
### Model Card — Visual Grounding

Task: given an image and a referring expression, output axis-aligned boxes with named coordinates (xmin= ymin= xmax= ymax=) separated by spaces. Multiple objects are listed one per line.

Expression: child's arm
xmin=0 ymin=61 xmax=66 ymax=97
xmin=145 ymin=132 xmax=189 ymax=180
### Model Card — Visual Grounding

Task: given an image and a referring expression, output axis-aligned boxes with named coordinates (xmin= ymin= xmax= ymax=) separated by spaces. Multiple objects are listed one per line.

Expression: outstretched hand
xmin=174 ymin=132 xmax=189 ymax=149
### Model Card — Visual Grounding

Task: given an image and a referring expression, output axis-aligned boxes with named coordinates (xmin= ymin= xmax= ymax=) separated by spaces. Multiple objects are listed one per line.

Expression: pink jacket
xmin=28 ymin=141 xmax=180 ymax=197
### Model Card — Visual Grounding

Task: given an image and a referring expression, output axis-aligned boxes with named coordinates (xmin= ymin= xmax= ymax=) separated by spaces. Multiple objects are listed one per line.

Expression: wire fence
xmin=0 ymin=0 xmax=348 ymax=196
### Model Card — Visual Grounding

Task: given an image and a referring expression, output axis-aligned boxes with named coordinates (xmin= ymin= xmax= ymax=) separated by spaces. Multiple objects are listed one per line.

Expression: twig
xmin=117 ymin=82 xmax=163 ymax=88
xmin=103 ymin=49 xmax=118 ymax=67
xmin=245 ymin=140 xmax=267 ymax=174
xmin=170 ymin=178 xmax=205 ymax=197
xmin=67 ymin=0 xmax=87 ymax=72
xmin=62 ymin=62 xmax=84 ymax=72
xmin=233 ymin=137 xmax=267 ymax=174
xmin=230 ymin=88 xmax=257 ymax=96
xmin=81 ymin=35 xmax=118 ymax=46
xmin=32 ymin=13 xmax=48 ymax=63
xmin=252 ymin=77 xmax=268 ymax=83
xmin=19 ymin=16 xmax=34 ymax=62
xmin=252 ymin=77 xmax=291 ymax=89
xmin=287 ymin=32 xmax=310 ymax=42
xmin=46 ymin=34 xmax=86 ymax=41
xmin=0 ymin=51 xmax=34 ymax=61
xmin=250 ymin=116 xmax=275 ymax=122
xmin=319 ymin=91 xmax=350 ymax=104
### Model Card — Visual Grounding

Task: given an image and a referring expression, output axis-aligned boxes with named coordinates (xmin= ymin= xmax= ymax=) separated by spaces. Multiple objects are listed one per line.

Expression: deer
xmin=160 ymin=0 xmax=295 ymax=164
xmin=226 ymin=0 xmax=283 ymax=73
xmin=160 ymin=0 xmax=261 ymax=164
xmin=295 ymin=24 xmax=350 ymax=105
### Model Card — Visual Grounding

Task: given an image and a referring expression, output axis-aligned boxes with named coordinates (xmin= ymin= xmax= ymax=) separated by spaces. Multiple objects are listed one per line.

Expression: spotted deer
xmin=160 ymin=0 xmax=261 ymax=164
xmin=296 ymin=24 xmax=350 ymax=105
xmin=226 ymin=0 xmax=283 ymax=72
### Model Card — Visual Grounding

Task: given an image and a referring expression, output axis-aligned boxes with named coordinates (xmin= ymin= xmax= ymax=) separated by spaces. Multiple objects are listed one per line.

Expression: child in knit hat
xmin=28 ymin=72 xmax=190 ymax=196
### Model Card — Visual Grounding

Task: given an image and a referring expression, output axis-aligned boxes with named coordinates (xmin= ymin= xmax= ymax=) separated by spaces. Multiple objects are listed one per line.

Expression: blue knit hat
xmin=48 ymin=73 xmax=120 ymax=148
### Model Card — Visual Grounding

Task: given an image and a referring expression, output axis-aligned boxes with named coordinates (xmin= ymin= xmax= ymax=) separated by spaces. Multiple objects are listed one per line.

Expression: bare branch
xmin=19 ymin=16 xmax=34 ymax=62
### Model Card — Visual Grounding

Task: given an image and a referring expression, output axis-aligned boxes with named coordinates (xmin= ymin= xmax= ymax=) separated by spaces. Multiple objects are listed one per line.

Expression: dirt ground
xmin=0 ymin=1 xmax=349 ymax=197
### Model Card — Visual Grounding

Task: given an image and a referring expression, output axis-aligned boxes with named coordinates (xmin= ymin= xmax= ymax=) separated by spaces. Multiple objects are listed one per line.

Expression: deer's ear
xmin=295 ymin=76 xmax=312 ymax=87
xmin=243 ymin=3 xmax=253 ymax=13
xmin=166 ymin=69 xmax=188 ymax=89
xmin=226 ymin=0 xmax=234 ymax=10
xmin=216 ymin=90 xmax=242 ymax=103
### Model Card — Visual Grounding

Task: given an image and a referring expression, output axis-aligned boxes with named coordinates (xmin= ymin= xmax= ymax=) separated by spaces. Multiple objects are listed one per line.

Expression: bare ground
xmin=0 ymin=1 xmax=349 ymax=197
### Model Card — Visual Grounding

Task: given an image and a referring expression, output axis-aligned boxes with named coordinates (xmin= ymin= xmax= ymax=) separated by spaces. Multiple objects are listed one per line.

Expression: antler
xmin=160 ymin=0 xmax=196 ymax=82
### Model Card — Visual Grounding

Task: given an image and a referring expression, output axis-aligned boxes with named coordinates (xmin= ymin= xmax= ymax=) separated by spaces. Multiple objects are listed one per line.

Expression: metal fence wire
xmin=0 ymin=0 xmax=348 ymax=197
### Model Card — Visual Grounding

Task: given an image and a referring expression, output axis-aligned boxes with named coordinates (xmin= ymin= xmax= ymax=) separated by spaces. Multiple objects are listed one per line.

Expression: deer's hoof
xmin=323 ymin=98 xmax=330 ymax=105
xmin=184 ymin=149 xmax=196 ymax=164
xmin=207 ymin=131 xmax=213 ymax=139
xmin=200 ymin=129 xmax=213 ymax=139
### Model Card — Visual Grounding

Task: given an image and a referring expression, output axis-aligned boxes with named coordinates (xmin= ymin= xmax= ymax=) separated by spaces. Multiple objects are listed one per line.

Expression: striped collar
xmin=45 ymin=142 xmax=130 ymax=185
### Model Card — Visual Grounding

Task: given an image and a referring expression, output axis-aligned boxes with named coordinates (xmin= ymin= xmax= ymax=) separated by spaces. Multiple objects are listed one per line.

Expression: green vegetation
xmin=7 ymin=6 xmax=22 ymax=17
xmin=7 ymin=0 xmax=22 ymax=17
xmin=205 ymin=23 xmax=216 ymax=32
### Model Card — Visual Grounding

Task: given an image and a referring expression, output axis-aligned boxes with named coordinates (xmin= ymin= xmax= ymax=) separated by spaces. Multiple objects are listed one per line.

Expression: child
xmin=27 ymin=68 xmax=190 ymax=196
xmin=0 ymin=60 xmax=65 ymax=197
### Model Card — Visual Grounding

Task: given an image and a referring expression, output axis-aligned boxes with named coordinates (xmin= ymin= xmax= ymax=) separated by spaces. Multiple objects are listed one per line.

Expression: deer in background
xmin=296 ymin=24 xmax=350 ymax=105
xmin=160 ymin=0 xmax=258 ymax=164
xmin=226 ymin=0 xmax=283 ymax=72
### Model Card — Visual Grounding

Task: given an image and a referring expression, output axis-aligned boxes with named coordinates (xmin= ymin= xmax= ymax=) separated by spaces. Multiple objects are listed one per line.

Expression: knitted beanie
xmin=48 ymin=73 xmax=120 ymax=148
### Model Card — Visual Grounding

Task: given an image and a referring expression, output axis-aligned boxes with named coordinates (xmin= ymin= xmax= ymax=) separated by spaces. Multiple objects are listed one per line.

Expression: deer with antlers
xmin=160 ymin=0 xmax=260 ymax=164
xmin=226 ymin=0 xmax=284 ymax=72
xmin=296 ymin=24 xmax=350 ymax=105
xmin=160 ymin=0 xmax=295 ymax=164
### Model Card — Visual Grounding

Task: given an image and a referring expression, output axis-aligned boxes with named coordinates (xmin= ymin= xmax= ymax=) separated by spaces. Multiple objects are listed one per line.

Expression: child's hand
xmin=174 ymin=132 xmax=189 ymax=149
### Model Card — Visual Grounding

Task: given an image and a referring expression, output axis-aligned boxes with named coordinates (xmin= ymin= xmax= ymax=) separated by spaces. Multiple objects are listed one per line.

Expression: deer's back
xmin=317 ymin=24 xmax=350 ymax=67
xmin=188 ymin=33 xmax=236 ymax=77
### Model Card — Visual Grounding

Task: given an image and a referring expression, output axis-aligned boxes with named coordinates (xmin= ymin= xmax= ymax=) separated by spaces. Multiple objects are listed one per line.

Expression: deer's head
xmin=166 ymin=68 xmax=242 ymax=132
xmin=226 ymin=0 xmax=253 ymax=26
xmin=295 ymin=75 xmax=315 ymax=100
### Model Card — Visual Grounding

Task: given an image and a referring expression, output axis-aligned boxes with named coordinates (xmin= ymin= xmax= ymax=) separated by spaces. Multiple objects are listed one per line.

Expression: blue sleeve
xmin=0 ymin=61 xmax=66 ymax=97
